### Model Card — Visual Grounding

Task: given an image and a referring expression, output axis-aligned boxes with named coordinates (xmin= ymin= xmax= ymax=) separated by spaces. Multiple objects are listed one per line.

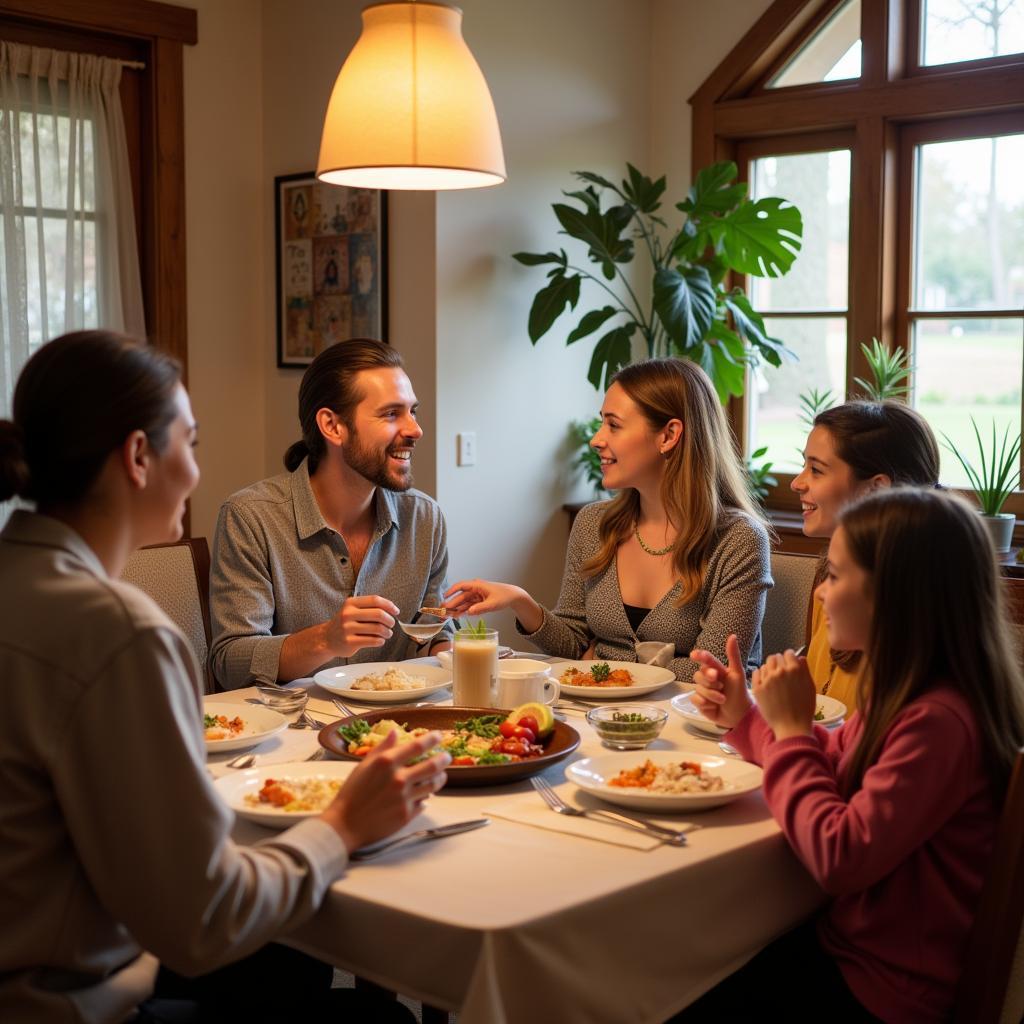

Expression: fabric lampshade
xmin=316 ymin=1 xmax=506 ymax=191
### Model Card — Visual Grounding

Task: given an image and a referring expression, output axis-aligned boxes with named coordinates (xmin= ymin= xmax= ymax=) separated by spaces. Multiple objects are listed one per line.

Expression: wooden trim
xmin=748 ymin=0 xmax=848 ymax=94
xmin=909 ymin=309 xmax=1024 ymax=320
xmin=904 ymin=0 xmax=923 ymax=73
xmin=689 ymin=0 xmax=831 ymax=105
xmin=736 ymin=127 xmax=855 ymax=158
xmin=713 ymin=63 xmax=1024 ymax=139
xmin=0 ymin=0 xmax=196 ymax=43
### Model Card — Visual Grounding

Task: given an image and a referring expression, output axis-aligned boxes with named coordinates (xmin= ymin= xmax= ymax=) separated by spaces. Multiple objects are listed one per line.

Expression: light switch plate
xmin=457 ymin=431 xmax=477 ymax=466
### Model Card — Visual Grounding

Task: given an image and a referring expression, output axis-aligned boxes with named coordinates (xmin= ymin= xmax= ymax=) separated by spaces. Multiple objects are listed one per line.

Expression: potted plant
xmin=514 ymin=162 xmax=802 ymax=403
xmin=943 ymin=418 xmax=1021 ymax=554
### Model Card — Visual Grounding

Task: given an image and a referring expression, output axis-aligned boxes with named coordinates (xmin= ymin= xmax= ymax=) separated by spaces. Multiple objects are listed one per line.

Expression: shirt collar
xmin=291 ymin=457 xmax=400 ymax=541
xmin=1 ymin=508 xmax=109 ymax=579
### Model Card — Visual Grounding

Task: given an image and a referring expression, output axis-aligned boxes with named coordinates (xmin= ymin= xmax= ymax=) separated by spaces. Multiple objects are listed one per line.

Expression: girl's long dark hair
xmin=839 ymin=488 xmax=1024 ymax=797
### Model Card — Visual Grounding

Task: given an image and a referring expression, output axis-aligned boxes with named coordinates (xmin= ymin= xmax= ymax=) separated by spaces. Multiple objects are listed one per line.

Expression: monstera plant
xmin=513 ymin=162 xmax=803 ymax=403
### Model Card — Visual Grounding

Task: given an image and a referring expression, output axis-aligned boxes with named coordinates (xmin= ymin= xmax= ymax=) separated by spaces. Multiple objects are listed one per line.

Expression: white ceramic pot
xmin=981 ymin=512 xmax=1015 ymax=554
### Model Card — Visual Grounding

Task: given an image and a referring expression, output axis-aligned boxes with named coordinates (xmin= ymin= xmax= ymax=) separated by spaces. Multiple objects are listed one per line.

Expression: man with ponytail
xmin=210 ymin=339 xmax=451 ymax=688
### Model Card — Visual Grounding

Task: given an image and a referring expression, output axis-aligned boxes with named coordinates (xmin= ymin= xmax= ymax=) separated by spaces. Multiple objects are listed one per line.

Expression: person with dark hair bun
xmin=693 ymin=400 xmax=940 ymax=712
xmin=209 ymin=338 xmax=452 ymax=689
xmin=0 ymin=331 xmax=447 ymax=1023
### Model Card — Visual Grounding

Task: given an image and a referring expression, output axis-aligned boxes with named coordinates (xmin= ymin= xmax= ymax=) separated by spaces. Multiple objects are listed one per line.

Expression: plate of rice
xmin=213 ymin=761 xmax=358 ymax=828
xmin=202 ymin=699 xmax=287 ymax=753
xmin=313 ymin=662 xmax=452 ymax=703
xmin=566 ymin=749 xmax=763 ymax=812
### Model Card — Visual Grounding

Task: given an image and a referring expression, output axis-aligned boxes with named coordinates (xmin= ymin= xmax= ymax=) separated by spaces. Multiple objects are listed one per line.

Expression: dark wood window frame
xmin=0 ymin=0 xmax=198 ymax=381
xmin=691 ymin=0 xmax=1024 ymax=540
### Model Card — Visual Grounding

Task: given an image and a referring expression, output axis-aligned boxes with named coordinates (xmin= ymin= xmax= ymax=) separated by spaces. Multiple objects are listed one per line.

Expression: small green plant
xmin=745 ymin=446 xmax=777 ymax=504
xmin=569 ymin=417 xmax=607 ymax=496
xmin=942 ymin=418 xmax=1021 ymax=516
xmin=798 ymin=387 xmax=836 ymax=429
xmin=854 ymin=338 xmax=911 ymax=401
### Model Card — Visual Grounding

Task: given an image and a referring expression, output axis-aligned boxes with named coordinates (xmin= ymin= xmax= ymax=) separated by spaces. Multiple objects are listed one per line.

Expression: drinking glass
xmin=452 ymin=627 xmax=499 ymax=706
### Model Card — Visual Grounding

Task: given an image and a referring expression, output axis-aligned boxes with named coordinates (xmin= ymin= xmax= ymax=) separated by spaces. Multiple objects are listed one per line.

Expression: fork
xmin=301 ymin=709 xmax=327 ymax=729
xmin=531 ymin=776 xmax=687 ymax=846
xmin=304 ymin=748 xmax=327 ymax=762
xmin=331 ymin=697 xmax=358 ymax=718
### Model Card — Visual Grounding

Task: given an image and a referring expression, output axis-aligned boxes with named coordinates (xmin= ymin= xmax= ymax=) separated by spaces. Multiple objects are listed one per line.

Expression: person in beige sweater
xmin=0 ymin=331 xmax=449 ymax=1023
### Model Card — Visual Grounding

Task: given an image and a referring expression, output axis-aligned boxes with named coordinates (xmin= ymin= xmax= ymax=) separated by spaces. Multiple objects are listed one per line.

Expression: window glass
xmin=922 ymin=0 xmax=1024 ymax=66
xmin=748 ymin=317 xmax=848 ymax=474
xmin=913 ymin=318 xmax=1022 ymax=486
xmin=914 ymin=133 xmax=1024 ymax=311
xmin=751 ymin=150 xmax=850 ymax=311
xmin=768 ymin=0 xmax=861 ymax=87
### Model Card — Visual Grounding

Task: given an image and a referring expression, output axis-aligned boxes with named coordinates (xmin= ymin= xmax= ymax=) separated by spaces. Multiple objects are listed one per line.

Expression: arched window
xmin=692 ymin=0 xmax=1024 ymax=523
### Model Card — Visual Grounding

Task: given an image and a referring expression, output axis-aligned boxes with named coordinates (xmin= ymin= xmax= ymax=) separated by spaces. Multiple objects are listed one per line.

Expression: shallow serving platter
xmin=202 ymin=699 xmax=287 ymax=754
xmin=567 ymin=749 xmax=763 ymax=813
xmin=214 ymin=761 xmax=357 ymax=828
xmin=313 ymin=662 xmax=452 ymax=703
xmin=318 ymin=706 xmax=581 ymax=787
xmin=553 ymin=659 xmax=677 ymax=699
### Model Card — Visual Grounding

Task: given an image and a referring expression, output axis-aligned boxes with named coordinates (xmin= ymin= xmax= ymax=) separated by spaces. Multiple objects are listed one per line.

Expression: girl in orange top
xmin=793 ymin=401 xmax=940 ymax=710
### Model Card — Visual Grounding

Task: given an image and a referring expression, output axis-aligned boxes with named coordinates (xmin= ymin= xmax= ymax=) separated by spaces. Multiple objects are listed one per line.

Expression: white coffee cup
xmin=494 ymin=659 xmax=559 ymax=708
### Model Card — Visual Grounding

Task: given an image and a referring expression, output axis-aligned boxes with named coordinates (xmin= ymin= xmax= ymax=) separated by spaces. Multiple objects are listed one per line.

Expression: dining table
xmin=205 ymin=659 xmax=824 ymax=1024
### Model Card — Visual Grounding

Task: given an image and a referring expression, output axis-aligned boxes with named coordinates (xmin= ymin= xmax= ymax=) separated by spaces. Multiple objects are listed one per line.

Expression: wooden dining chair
xmin=953 ymin=746 xmax=1024 ymax=1024
xmin=120 ymin=537 xmax=215 ymax=693
xmin=762 ymin=551 xmax=819 ymax=657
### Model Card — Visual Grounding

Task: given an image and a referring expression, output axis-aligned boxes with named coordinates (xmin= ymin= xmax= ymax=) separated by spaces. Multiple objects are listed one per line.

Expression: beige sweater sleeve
xmin=50 ymin=626 xmax=347 ymax=975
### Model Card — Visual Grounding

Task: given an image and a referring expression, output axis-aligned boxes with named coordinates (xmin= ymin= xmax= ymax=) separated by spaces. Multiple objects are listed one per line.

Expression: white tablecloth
xmin=209 ymin=673 xmax=823 ymax=1023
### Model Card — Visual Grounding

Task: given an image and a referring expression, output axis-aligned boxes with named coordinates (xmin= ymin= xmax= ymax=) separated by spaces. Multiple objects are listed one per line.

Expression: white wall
xmin=176 ymin=0 xmax=774 ymax=619
xmin=435 ymin=0 xmax=653 ymax=638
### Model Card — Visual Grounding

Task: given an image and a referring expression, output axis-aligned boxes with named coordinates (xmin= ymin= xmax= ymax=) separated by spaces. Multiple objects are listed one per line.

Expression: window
xmin=691 ymin=0 xmax=1024 ymax=519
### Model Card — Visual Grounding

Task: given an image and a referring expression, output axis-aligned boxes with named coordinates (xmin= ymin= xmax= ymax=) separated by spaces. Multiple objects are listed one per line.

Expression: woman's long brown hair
xmin=839 ymin=488 xmax=1024 ymax=797
xmin=581 ymin=358 xmax=765 ymax=605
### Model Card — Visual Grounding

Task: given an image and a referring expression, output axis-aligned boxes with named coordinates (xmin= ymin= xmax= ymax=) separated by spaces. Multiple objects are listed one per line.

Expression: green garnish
xmin=591 ymin=662 xmax=611 ymax=682
xmin=465 ymin=619 xmax=490 ymax=638
xmin=612 ymin=711 xmax=645 ymax=724
xmin=453 ymin=714 xmax=504 ymax=738
xmin=337 ymin=719 xmax=371 ymax=744
xmin=203 ymin=713 xmax=219 ymax=729
xmin=814 ymin=705 xmax=825 ymax=721
xmin=475 ymin=751 xmax=512 ymax=765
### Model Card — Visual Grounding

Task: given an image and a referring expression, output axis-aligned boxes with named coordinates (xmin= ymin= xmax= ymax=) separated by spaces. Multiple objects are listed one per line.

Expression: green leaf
xmin=567 ymin=306 xmax=618 ymax=345
xmin=563 ymin=186 xmax=602 ymax=211
xmin=553 ymin=202 xmax=634 ymax=274
xmin=512 ymin=250 xmax=566 ymax=267
xmin=653 ymin=265 xmax=716 ymax=352
xmin=587 ymin=323 xmax=636 ymax=391
xmin=677 ymin=161 xmax=748 ymax=218
xmin=724 ymin=291 xmax=794 ymax=367
xmin=718 ymin=198 xmax=802 ymax=278
xmin=710 ymin=341 xmax=747 ymax=401
xmin=527 ymin=273 xmax=581 ymax=344
xmin=622 ymin=163 xmax=666 ymax=214
xmin=574 ymin=170 xmax=617 ymax=192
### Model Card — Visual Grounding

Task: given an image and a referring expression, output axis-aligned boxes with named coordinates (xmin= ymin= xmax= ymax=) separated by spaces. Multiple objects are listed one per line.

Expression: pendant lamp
xmin=316 ymin=1 xmax=506 ymax=191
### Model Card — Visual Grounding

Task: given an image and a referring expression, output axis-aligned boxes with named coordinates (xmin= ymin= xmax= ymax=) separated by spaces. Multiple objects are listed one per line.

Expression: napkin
xmin=482 ymin=790 xmax=698 ymax=851
xmin=635 ymin=641 xmax=675 ymax=667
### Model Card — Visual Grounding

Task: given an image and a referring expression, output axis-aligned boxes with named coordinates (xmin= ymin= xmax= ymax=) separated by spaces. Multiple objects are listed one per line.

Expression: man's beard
xmin=343 ymin=430 xmax=414 ymax=492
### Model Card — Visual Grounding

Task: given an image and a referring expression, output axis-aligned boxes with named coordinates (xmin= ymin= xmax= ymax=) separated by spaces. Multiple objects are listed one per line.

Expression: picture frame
xmin=275 ymin=171 xmax=388 ymax=368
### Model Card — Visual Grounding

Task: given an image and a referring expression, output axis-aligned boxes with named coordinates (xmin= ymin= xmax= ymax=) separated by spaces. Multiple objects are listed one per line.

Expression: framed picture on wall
xmin=274 ymin=171 xmax=388 ymax=368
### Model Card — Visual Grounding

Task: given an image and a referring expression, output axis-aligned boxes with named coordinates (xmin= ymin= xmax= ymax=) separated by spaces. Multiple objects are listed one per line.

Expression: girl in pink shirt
xmin=678 ymin=488 xmax=1024 ymax=1023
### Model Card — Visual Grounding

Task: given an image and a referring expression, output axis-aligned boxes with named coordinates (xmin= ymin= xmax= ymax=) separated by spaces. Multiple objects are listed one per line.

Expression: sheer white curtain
xmin=0 ymin=42 xmax=144 ymax=523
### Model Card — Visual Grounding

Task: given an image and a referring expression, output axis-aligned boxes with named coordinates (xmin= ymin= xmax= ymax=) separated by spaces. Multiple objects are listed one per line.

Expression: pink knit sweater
xmin=729 ymin=688 xmax=998 ymax=1024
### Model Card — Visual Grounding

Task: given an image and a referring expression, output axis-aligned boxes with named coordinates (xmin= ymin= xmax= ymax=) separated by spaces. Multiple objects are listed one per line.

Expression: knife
xmin=350 ymin=818 xmax=489 ymax=861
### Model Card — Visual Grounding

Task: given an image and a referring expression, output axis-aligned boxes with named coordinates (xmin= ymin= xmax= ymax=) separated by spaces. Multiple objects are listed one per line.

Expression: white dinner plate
xmin=213 ymin=761 xmax=357 ymax=828
xmin=314 ymin=662 xmax=452 ymax=703
xmin=553 ymin=659 xmax=677 ymax=698
xmin=671 ymin=692 xmax=847 ymax=736
xmin=567 ymin=749 xmax=763 ymax=813
xmin=202 ymin=700 xmax=287 ymax=753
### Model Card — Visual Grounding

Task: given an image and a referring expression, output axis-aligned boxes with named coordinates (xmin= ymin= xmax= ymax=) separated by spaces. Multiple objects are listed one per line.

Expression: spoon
xmin=226 ymin=753 xmax=256 ymax=769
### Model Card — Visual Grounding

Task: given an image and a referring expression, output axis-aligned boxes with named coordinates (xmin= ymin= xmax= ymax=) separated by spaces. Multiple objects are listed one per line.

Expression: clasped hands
xmin=691 ymin=634 xmax=817 ymax=740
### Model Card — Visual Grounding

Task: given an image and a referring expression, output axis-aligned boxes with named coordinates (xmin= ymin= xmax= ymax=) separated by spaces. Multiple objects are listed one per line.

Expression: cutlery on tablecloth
xmin=350 ymin=819 xmax=489 ymax=861
xmin=226 ymin=753 xmax=256 ymax=769
xmin=531 ymin=777 xmax=687 ymax=846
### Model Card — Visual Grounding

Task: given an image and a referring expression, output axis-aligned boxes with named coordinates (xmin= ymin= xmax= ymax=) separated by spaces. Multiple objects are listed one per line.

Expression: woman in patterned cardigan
xmin=445 ymin=358 xmax=772 ymax=681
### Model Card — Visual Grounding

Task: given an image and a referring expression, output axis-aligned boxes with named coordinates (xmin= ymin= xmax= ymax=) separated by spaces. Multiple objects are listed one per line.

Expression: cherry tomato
xmin=500 ymin=738 xmax=528 ymax=757
xmin=511 ymin=725 xmax=536 ymax=743
xmin=516 ymin=715 xmax=539 ymax=736
xmin=499 ymin=721 xmax=517 ymax=738
xmin=451 ymin=755 xmax=475 ymax=766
